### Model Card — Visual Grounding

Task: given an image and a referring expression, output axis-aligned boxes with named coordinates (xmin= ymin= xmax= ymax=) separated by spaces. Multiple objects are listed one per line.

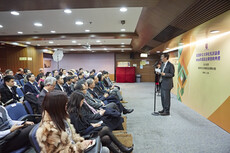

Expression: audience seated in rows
xmin=24 ymin=73 xmax=40 ymax=96
xmin=68 ymin=91 xmax=133 ymax=153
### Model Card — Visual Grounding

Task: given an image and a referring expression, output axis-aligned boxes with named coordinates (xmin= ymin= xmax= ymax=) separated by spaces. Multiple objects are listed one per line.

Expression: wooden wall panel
xmin=0 ymin=46 xmax=43 ymax=76
xmin=27 ymin=47 xmax=43 ymax=76
xmin=116 ymin=53 xmax=160 ymax=82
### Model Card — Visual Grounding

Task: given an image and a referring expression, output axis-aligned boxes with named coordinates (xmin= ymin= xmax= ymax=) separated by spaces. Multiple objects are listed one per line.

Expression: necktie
xmin=33 ymin=83 xmax=40 ymax=93
xmin=159 ymin=63 xmax=165 ymax=83
xmin=84 ymin=100 xmax=98 ymax=114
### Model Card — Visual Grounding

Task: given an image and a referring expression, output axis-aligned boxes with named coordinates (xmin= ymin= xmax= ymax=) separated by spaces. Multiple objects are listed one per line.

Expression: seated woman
xmin=68 ymin=91 xmax=133 ymax=153
xmin=0 ymin=94 xmax=34 ymax=152
xmin=36 ymin=91 xmax=94 ymax=153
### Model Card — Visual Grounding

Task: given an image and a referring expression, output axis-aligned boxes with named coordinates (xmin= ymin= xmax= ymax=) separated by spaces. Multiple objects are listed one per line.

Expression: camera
xmin=121 ymin=20 xmax=125 ymax=25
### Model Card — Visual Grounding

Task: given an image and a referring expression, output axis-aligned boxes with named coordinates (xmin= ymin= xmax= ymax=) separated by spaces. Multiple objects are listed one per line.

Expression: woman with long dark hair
xmin=36 ymin=91 xmax=93 ymax=153
xmin=68 ymin=91 xmax=134 ymax=153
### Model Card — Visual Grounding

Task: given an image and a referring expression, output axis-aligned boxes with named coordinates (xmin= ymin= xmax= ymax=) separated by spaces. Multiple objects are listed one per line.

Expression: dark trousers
xmin=161 ymin=88 xmax=171 ymax=113
xmin=2 ymin=125 xmax=34 ymax=152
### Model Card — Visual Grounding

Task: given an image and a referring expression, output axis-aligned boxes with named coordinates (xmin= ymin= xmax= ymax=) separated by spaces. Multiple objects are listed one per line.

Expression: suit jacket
xmin=0 ymin=84 xmax=19 ymax=103
xmin=85 ymin=91 xmax=103 ymax=109
xmin=14 ymin=73 xmax=24 ymax=80
xmin=81 ymin=103 xmax=101 ymax=123
xmin=63 ymin=83 xmax=73 ymax=96
xmin=37 ymin=89 xmax=48 ymax=113
xmin=88 ymin=88 xmax=106 ymax=101
xmin=54 ymin=84 xmax=65 ymax=92
xmin=161 ymin=61 xmax=175 ymax=90
xmin=24 ymin=82 xmax=40 ymax=96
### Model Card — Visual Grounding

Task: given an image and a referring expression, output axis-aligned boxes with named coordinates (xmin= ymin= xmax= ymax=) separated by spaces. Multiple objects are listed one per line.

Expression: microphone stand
xmin=151 ymin=68 xmax=159 ymax=116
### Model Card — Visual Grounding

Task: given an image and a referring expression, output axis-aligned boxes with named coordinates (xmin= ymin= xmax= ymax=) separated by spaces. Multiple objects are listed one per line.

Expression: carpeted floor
xmin=117 ymin=82 xmax=230 ymax=153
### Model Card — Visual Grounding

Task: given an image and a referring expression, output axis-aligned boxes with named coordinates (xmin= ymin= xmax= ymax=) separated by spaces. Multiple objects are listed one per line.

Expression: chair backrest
xmin=15 ymin=80 xmax=22 ymax=87
xmin=29 ymin=124 xmax=41 ymax=153
xmin=20 ymin=79 xmax=24 ymax=86
xmin=5 ymin=103 xmax=28 ymax=120
xmin=24 ymin=100 xmax=33 ymax=114
xmin=16 ymin=87 xmax=24 ymax=98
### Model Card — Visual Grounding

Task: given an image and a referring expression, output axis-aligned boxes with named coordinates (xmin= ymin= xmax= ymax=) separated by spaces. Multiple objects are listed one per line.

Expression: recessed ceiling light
xmin=121 ymin=43 xmax=125 ymax=45
xmin=49 ymin=41 xmax=54 ymax=44
xmin=166 ymin=48 xmax=170 ymax=49
xmin=121 ymin=45 xmax=125 ymax=47
xmin=72 ymin=40 xmax=77 ymax=43
xmin=156 ymin=51 xmax=161 ymax=53
xmin=37 ymin=44 xmax=40 ymax=46
xmin=121 ymin=29 xmax=126 ymax=32
xmin=12 ymin=42 xmax=18 ymax=45
xmin=96 ymin=40 xmax=101 ymax=43
xmin=210 ymin=30 xmax=220 ymax=34
xmin=43 ymin=49 xmax=48 ymax=52
xmin=85 ymin=29 xmax=90 ymax=32
xmin=64 ymin=9 xmax=72 ymax=14
xmin=11 ymin=11 xmax=20 ymax=16
xmin=0 ymin=25 xmax=3 ymax=28
xmin=104 ymin=48 xmax=107 ymax=50
xmin=33 ymin=36 xmax=39 ymax=39
xmin=120 ymin=7 xmax=127 ymax=12
xmin=75 ymin=21 xmax=83 ymax=25
xmin=60 ymin=35 xmax=66 ymax=39
xmin=17 ymin=31 xmax=23 ymax=34
xmin=120 ymin=34 xmax=126 ymax=37
xmin=25 ymin=42 xmax=31 ymax=44
xmin=70 ymin=49 xmax=74 ymax=51
xmin=90 ymin=35 xmax=96 ymax=37
xmin=34 ymin=22 xmax=43 ymax=27
xmin=50 ymin=30 xmax=56 ymax=33
xmin=78 ymin=43 xmax=81 ymax=45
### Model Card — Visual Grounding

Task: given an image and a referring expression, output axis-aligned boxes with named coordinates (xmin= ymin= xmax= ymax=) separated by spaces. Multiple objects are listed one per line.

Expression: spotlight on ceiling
xmin=64 ymin=9 xmax=72 ymax=14
xmin=120 ymin=7 xmax=127 ymax=12
xmin=11 ymin=11 xmax=20 ymax=16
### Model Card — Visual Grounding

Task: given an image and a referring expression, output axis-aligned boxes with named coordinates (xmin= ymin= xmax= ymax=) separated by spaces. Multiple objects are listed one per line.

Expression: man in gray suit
xmin=158 ymin=53 xmax=175 ymax=116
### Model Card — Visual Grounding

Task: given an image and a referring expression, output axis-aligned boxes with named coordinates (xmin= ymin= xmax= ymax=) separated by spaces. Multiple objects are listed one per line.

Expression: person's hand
xmin=25 ymin=121 xmax=34 ymax=126
xmin=101 ymin=101 xmax=105 ymax=106
xmin=99 ymin=109 xmax=105 ymax=116
xmin=82 ymin=140 xmax=93 ymax=150
xmin=104 ymin=93 xmax=109 ymax=98
xmin=10 ymin=124 xmax=24 ymax=132
xmin=91 ymin=123 xmax=101 ymax=127
xmin=161 ymin=72 xmax=165 ymax=76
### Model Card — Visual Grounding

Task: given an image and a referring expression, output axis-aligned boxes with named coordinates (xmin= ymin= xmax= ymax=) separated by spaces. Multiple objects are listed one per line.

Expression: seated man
xmin=102 ymin=71 xmax=120 ymax=90
xmin=0 ymin=75 xmax=19 ymax=104
xmin=24 ymin=73 xmax=40 ymax=96
xmin=54 ymin=75 xmax=65 ymax=92
xmin=14 ymin=68 xmax=24 ymax=81
xmin=37 ymin=77 xmax=56 ymax=114
xmin=0 ymin=93 xmax=34 ymax=152
xmin=63 ymin=76 xmax=73 ymax=96
xmin=87 ymin=78 xmax=133 ymax=114
xmin=75 ymin=83 xmax=124 ymax=130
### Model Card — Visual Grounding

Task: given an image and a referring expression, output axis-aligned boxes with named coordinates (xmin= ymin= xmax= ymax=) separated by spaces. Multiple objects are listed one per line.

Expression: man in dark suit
xmin=36 ymin=68 xmax=44 ymax=82
xmin=0 ymin=75 xmax=19 ymax=104
xmin=54 ymin=75 xmax=65 ymax=92
xmin=158 ymin=53 xmax=175 ymax=116
xmin=63 ymin=76 xmax=73 ymax=96
xmin=14 ymin=68 xmax=24 ymax=81
xmin=37 ymin=77 xmax=56 ymax=113
xmin=24 ymin=73 xmax=40 ymax=96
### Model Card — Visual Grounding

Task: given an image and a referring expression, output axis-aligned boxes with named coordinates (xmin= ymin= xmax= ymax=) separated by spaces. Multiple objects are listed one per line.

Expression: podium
xmin=116 ymin=67 xmax=135 ymax=83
